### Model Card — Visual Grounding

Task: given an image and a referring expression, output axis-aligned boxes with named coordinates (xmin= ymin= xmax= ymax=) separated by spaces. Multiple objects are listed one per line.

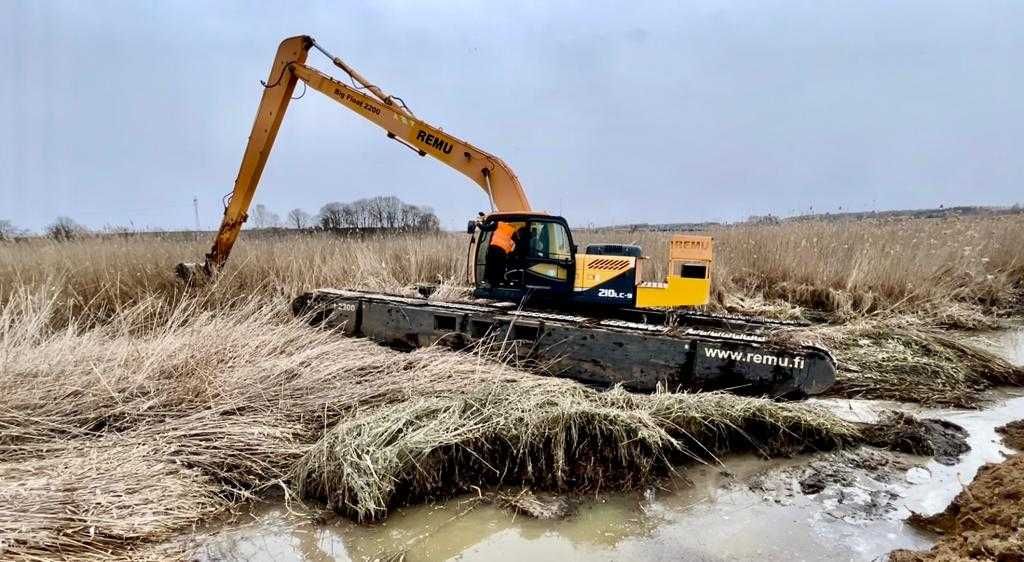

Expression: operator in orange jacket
xmin=485 ymin=221 xmax=520 ymax=286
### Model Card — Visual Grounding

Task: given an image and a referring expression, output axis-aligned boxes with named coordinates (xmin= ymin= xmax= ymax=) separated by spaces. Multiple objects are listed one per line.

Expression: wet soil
xmin=890 ymin=420 xmax=1024 ymax=562
xmin=864 ymin=411 xmax=972 ymax=466
xmin=997 ymin=420 xmax=1024 ymax=450
xmin=748 ymin=447 xmax=915 ymax=522
xmin=741 ymin=409 xmax=972 ymax=524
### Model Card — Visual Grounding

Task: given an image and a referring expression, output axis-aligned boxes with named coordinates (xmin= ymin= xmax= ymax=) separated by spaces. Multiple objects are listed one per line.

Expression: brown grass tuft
xmin=293 ymin=385 xmax=853 ymax=521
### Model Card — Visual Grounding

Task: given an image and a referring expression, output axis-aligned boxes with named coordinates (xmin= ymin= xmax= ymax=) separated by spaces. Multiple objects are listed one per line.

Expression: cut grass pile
xmin=1 ymin=443 xmax=226 ymax=562
xmin=779 ymin=318 xmax=1024 ymax=406
xmin=0 ymin=291 xmax=856 ymax=560
xmin=293 ymin=384 xmax=853 ymax=522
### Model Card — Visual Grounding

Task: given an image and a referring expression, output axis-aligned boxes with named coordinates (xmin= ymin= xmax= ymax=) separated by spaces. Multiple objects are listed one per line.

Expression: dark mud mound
xmin=864 ymin=411 xmax=970 ymax=465
xmin=997 ymin=419 xmax=1024 ymax=451
xmin=890 ymin=420 xmax=1024 ymax=562
xmin=749 ymin=447 xmax=912 ymax=522
xmin=745 ymin=412 xmax=970 ymax=523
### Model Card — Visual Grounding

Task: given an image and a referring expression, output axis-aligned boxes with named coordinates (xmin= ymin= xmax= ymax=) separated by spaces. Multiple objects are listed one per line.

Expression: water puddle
xmin=200 ymin=329 xmax=1024 ymax=562
xmin=968 ymin=324 xmax=1024 ymax=366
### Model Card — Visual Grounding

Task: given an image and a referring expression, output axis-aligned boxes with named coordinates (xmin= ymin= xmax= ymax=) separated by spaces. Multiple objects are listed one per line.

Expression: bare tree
xmin=46 ymin=216 xmax=88 ymax=241
xmin=0 ymin=219 xmax=27 ymax=241
xmin=413 ymin=206 xmax=441 ymax=231
xmin=318 ymin=202 xmax=350 ymax=230
xmin=249 ymin=204 xmax=280 ymax=229
xmin=286 ymin=208 xmax=312 ymax=229
xmin=317 ymin=197 xmax=440 ymax=232
xmin=346 ymin=198 xmax=372 ymax=228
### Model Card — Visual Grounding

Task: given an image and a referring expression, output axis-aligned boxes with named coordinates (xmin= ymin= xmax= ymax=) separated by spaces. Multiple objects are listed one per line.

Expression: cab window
xmin=527 ymin=221 xmax=572 ymax=262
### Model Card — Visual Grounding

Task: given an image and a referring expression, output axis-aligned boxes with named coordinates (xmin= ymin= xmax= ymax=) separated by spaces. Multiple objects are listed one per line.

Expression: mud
xmin=748 ymin=447 xmax=914 ymax=522
xmin=997 ymin=419 xmax=1024 ymax=450
xmin=745 ymin=408 xmax=975 ymax=525
xmin=890 ymin=420 xmax=1024 ymax=562
xmin=864 ymin=411 xmax=971 ymax=466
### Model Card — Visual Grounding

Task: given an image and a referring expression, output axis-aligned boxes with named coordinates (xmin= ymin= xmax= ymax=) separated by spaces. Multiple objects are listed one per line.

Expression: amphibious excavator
xmin=177 ymin=35 xmax=836 ymax=397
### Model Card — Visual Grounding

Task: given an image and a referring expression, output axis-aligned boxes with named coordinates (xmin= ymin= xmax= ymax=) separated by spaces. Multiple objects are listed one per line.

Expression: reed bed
xmin=1 ymin=215 xmax=1021 ymax=558
xmin=2 ymin=214 xmax=1022 ymax=329
xmin=716 ymin=217 xmax=1024 ymax=326
xmin=0 ymin=290 xmax=857 ymax=560
xmin=0 ymin=231 xmax=465 ymax=327
xmin=588 ymin=215 xmax=1024 ymax=327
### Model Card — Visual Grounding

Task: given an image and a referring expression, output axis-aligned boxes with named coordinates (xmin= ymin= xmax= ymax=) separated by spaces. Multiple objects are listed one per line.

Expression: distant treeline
xmin=249 ymin=195 xmax=440 ymax=233
xmin=0 ymin=195 xmax=440 ymax=242
xmin=597 ymin=205 xmax=1024 ymax=232
xmin=5 ymin=202 xmax=1022 ymax=242
xmin=774 ymin=205 xmax=1023 ymax=223
xmin=314 ymin=196 xmax=440 ymax=232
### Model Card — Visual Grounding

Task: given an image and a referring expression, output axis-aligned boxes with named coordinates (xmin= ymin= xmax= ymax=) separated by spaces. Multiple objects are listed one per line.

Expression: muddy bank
xmin=862 ymin=412 xmax=971 ymax=466
xmin=198 ymin=393 xmax=1024 ymax=562
xmin=997 ymin=420 xmax=1024 ymax=450
xmin=747 ymin=410 xmax=972 ymax=525
xmin=890 ymin=420 xmax=1024 ymax=562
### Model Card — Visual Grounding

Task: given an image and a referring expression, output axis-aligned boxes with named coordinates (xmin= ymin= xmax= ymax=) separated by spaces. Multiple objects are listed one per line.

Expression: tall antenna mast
xmin=193 ymin=196 xmax=201 ymax=234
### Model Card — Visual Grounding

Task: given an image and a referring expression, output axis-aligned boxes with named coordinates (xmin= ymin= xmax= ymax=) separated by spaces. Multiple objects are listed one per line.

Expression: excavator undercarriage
xmin=292 ymin=288 xmax=836 ymax=397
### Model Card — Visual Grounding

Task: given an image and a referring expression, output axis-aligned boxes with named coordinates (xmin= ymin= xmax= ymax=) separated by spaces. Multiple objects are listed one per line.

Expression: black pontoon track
xmin=292 ymin=288 xmax=836 ymax=397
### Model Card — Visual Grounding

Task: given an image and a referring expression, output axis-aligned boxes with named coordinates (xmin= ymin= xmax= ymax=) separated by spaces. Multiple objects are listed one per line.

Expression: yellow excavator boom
xmin=181 ymin=35 xmax=530 ymax=278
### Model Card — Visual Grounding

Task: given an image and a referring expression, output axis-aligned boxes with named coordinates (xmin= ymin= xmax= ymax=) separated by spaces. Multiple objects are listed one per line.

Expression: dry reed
xmin=1 ymin=215 xmax=1021 ymax=558
xmin=0 ymin=289 xmax=856 ymax=559
xmin=587 ymin=215 xmax=1024 ymax=326
xmin=786 ymin=318 xmax=1024 ymax=406
xmin=2 ymin=214 xmax=1021 ymax=329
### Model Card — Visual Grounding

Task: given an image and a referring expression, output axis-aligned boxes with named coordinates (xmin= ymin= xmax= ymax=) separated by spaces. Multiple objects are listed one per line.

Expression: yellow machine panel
xmin=669 ymin=235 xmax=713 ymax=261
xmin=635 ymin=234 xmax=713 ymax=308
xmin=574 ymin=254 xmax=635 ymax=290
xmin=636 ymin=276 xmax=709 ymax=307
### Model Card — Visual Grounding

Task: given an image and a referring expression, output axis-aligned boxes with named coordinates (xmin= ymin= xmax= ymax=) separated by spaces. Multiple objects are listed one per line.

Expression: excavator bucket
xmin=174 ymin=261 xmax=210 ymax=284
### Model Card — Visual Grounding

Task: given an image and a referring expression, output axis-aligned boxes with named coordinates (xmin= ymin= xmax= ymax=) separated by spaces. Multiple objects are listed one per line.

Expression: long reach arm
xmin=178 ymin=35 xmax=530 ymax=279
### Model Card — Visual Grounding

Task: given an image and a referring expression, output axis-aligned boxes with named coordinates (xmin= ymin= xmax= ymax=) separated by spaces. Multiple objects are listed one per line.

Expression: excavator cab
xmin=470 ymin=212 xmax=714 ymax=312
xmin=470 ymin=213 xmax=576 ymax=302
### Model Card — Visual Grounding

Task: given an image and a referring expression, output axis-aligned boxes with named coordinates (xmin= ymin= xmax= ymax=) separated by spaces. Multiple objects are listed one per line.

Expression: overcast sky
xmin=2 ymin=1 xmax=1022 ymax=232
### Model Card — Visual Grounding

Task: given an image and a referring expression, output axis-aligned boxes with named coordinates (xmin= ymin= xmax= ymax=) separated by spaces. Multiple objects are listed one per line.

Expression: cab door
xmin=515 ymin=219 xmax=575 ymax=295
xmin=473 ymin=218 xmax=575 ymax=299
